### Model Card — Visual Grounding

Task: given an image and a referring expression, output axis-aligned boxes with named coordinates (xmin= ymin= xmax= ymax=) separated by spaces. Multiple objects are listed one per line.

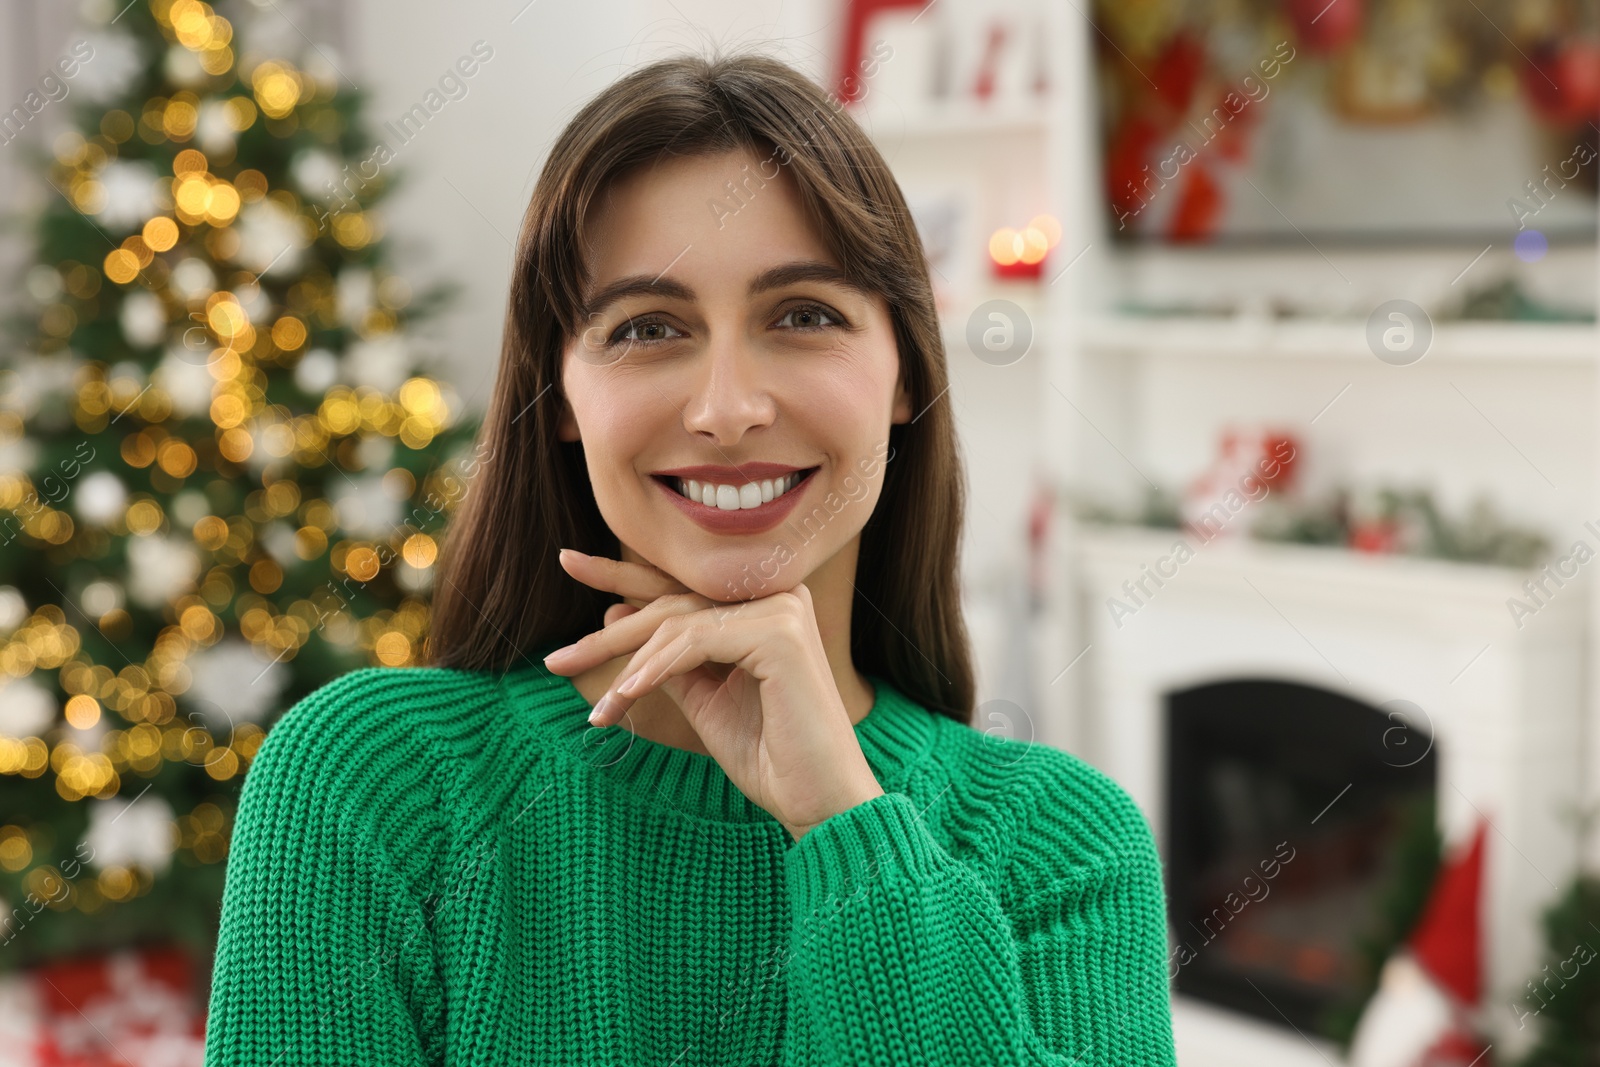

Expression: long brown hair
xmin=425 ymin=50 xmax=974 ymax=725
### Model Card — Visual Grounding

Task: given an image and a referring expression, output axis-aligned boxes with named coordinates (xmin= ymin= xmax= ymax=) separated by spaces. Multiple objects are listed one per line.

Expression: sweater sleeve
xmin=778 ymin=785 xmax=1177 ymax=1067
xmin=202 ymin=671 xmax=446 ymax=1067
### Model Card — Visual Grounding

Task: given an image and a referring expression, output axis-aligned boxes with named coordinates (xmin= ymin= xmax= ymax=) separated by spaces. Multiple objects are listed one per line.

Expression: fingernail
xmin=589 ymin=695 xmax=614 ymax=725
xmin=559 ymin=547 xmax=590 ymax=561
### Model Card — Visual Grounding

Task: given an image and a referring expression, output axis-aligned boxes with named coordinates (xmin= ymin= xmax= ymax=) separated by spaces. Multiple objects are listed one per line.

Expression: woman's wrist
xmin=784 ymin=774 xmax=886 ymax=843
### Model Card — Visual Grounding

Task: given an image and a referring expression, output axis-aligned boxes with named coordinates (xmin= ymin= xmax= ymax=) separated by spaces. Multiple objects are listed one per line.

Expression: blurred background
xmin=0 ymin=0 xmax=1597 ymax=1064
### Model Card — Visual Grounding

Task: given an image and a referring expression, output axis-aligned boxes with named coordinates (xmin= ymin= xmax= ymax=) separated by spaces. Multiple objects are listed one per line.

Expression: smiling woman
xmin=202 ymin=49 xmax=1178 ymax=1067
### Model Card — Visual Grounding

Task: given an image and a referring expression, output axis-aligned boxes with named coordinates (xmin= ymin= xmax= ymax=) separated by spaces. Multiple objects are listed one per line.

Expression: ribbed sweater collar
xmin=499 ymin=640 xmax=939 ymax=824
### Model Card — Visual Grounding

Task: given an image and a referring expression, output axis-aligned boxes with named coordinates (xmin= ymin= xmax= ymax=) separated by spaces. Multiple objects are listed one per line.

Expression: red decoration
xmin=971 ymin=21 xmax=1009 ymax=102
xmin=1286 ymin=0 xmax=1365 ymax=54
xmin=1152 ymin=32 xmax=1207 ymax=114
xmin=991 ymin=258 xmax=1042 ymax=280
xmin=1349 ymin=520 xmax=1400 ymax=554
xmin=836 ymin=0 xmax=926 ymax=106
xmin=16 ymin=943 xmax=207 ymax=1066
xmin=1521 ymin=38 xmax=1600 ymax=126
xmin=1105 ymin=115 xmax=1162 ymax=218
xmin=1408 ymin=818 xmax=1489 ymax=1006
xmin=1169 ymin=160 xmax=1224 ymax=241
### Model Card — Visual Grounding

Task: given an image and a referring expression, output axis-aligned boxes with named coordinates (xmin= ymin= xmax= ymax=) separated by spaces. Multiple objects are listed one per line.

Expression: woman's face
xmin=557 ymin=146 xmax=912 ymax=603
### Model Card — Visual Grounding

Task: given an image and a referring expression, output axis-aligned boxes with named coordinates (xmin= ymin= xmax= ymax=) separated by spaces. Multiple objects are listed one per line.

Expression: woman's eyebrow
xmin=580 ymin=260 xmax=871 ymax=318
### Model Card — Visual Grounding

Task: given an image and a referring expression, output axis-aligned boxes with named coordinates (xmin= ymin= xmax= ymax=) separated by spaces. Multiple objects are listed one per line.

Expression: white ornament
xmin=163 ymin=43 xmax=208 ymax=87
xmin=73 ymin=31 xmax=144 ymax=106
xmin=0 ymin=675 xmax=55 ymax=738
xmin=25 ymin=265 xmax=62 ymax=303
xmin=343 ymin=334 xmax=409 ymax=392
xmin=234 ymin=198 xmax=308 ymax=277
xmin=231 ymin=280 xmax=272 ymax=323
xmin=183 ymin=638 xmax=288 ymax=730
xmin=66 ymin=712 xmax=108 ymax=751
xmin=1 ymin=353 xmax=81 ymax=423
xmin=107 ymin=359 xmax=142 ymax=384
xmin=0 ymin=586 xmax=27 ymax=631
xmin=170 ymin=489 xmax=211 ymax=527
xmin=94 ymin=160 xmax=160 ymax=231
xmin=355 ymin=432 xmax=395 ymax=470
xmin=154 ymin=348 xmax=217 ymax=418
xmin=242 ymin=422 xmax=275 ymax=474
xmin=126 ymin=535 xmax=202 ymax=609
xmin=395 ymin=561 xmax=433 ymax=593
xmin=331 ymin=474 xmax=402 ymax=539
xmin=195 ymin=97 xmax=238 ymax=155
xmin=259 ymin=521 xmax=299 ymax=567
xmin=293 ymin=348 xmax=339 ymax=394
xmin=82 ymin=793 xmax=176 ymax=875
xmin=74 ymin=470 xmax=128 ymax=526
xmin=119 ymin=290 xmax=167 ymax=348
xmin=80 ymin=579 xmax=123 ymax=618
xmin=292 ymin=148 xmax=345 ymax=202
xmin=169 ymin=257 xmax=217 ymax=301
xmin=0 ymin=434 xmax=39 ymax=476
xmin=336 ymin=267 xmax=374 ymax=326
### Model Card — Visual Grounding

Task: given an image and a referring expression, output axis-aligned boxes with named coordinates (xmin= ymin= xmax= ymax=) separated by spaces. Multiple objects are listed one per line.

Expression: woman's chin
xmin=669 ymin=560 xmax=805 ymax=605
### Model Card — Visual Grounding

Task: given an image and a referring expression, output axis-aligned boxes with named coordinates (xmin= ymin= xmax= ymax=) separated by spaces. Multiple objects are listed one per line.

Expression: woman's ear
xmin=890 ymin=367 xmax=913 ymax=425
xmin=556 ymin=398 xmax=580 ymax=441
xmin=554 ymin=358 xmax=581 ymax=441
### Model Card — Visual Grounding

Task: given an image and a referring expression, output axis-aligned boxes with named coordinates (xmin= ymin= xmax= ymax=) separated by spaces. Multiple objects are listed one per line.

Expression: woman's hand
xmin=540 ymin=549 xmax=885 ymax=842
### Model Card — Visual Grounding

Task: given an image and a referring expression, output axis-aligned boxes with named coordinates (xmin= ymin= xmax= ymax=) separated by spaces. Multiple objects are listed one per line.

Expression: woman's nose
xmin=680 ymin=336 xmax=776 ymax=445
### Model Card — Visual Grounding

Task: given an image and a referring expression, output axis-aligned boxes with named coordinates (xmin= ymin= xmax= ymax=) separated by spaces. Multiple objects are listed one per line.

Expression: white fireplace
xmin=1072 ymin=524 xmax=1587 ymax=1066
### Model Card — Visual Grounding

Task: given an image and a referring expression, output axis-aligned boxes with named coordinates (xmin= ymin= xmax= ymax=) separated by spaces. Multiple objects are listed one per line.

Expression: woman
xmin=203 ymin=51 xmax=1177 ymax=1066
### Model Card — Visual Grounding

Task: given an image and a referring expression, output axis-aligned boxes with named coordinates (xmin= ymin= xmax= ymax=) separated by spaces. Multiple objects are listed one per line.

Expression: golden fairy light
xmin=125 ymin=499 xmax=165 ymax=534
xmin=401 ymin=532 xmax=437 ymax=568
xmin=143 ymin=216 xmax=179 ymax=251
xmin=225 ymin=97 xmax=257 ymax=132
xmin=217 ymin=426 xmax=252 ymax=461
xmin=191 ymin=515 xmax=228 ymax=550
xmin=156 ymin=438 xmax=198 ymax=477
xmin=271 ymin=315 xmax=307 ymax=351
xmin=163 ymin=94 xmax=199 ymax=140
xmin=251 ymin=61 xmax=301 ymax=120
xmin=174 ymin=149 xmax=207 ymax=175
xmin=103 ymin=249 xmax=140 ymax=285
xmin=63 ymin=695 xmax=101 ymax=730
xmin=294 ymin=525 xmax=328 ymax=559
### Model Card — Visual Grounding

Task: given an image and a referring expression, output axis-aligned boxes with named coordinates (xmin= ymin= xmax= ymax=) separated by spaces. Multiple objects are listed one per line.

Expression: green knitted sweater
xmin=202 ymin=645 xmax=1177 ymax=1065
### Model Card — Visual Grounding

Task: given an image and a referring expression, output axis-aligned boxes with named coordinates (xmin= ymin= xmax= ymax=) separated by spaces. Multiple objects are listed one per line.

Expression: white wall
xmin=345 ymin=0 xmax=841 ymax=408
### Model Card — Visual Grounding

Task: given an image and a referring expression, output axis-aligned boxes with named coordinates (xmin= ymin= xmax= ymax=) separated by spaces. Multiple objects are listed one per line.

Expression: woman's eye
xmin=606 ymin=303 xmax=844 ymax=348
xmin=775 ymin=304 xmax=843 ymax=332
xmin=608 ymin=318 xmax=684 ymax=347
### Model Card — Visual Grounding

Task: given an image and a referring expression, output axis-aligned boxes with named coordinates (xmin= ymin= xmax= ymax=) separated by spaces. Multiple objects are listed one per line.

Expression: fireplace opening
xmin=1164 ymin=678 xmax=1438 ymax=1037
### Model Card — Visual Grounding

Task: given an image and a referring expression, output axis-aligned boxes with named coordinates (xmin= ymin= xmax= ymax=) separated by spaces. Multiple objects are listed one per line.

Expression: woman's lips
xmin=652 ymin=467 xmax=819 ymax=535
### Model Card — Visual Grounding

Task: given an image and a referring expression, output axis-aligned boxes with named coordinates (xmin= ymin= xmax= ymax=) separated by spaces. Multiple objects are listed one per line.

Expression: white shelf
xmin=1077 ymin=314 xmax=1599 ymax=363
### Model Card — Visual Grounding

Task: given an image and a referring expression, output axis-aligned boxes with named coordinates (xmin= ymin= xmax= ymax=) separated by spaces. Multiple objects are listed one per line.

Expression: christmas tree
xmin=0 ymin=0 xmax=481 ymax=974
xmin=1511 ymin=872 xmax=1600 ymax=1065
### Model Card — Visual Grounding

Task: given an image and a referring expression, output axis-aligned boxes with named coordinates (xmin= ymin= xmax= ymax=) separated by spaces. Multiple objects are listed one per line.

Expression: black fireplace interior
xmin=1165 ymin=678 xmax=1438 ymax=1038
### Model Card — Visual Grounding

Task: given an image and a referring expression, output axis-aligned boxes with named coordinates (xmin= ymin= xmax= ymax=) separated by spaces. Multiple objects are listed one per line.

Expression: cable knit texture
xmin=202 ymin=641 xmax=1178 ymax=1066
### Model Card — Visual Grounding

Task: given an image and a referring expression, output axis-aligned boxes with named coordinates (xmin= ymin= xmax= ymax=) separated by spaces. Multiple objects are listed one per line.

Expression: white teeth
xmin=676 ymin=470 xmax=809 ymax=510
